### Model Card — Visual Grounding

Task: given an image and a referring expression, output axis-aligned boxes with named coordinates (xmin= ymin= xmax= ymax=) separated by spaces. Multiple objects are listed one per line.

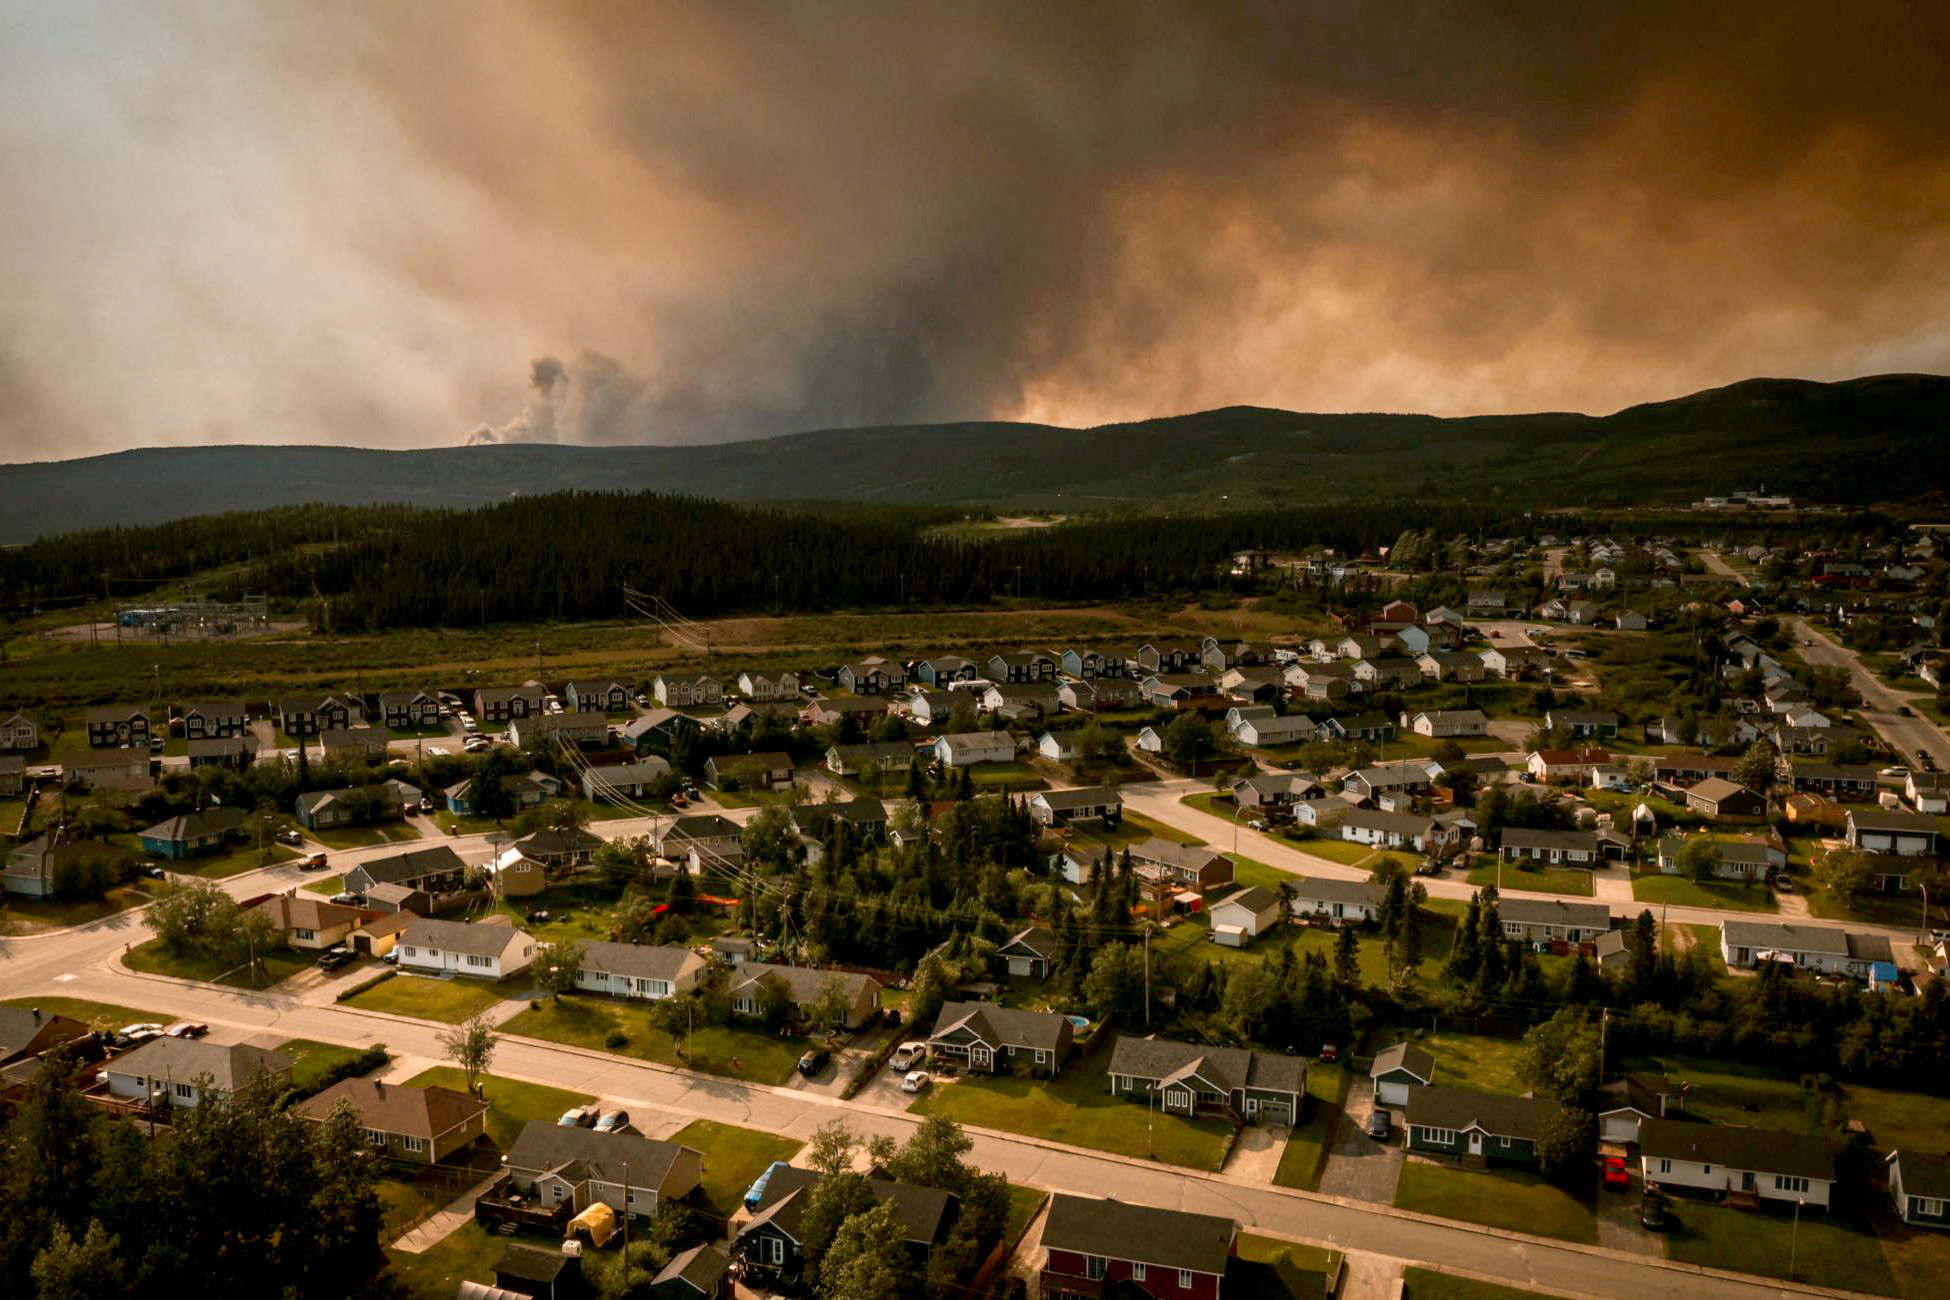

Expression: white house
xmin=1208 ymin=886 xmax=1282 ymax=948
xmin=1340 ymin=809 xmax=1447 ymax=852
xmin=1499 ymin=829 xmax=1600 ymax=866
xmin=1287 ymin=876 xmax=1386 ymax=924
xmin=573 ymin=941 xmax=707 ymax=1001
xmin=1134 ymin=726 xmax=1165 ymax=754
xmin=933 ymin=731 xmax=1016 ymax=768
xmin=736 ymin=671 xmax=801 ymax=703
xmin=1640 ymin=1118 xmax=1835 ymax=1209
xmin=1719 ymin=920 xmax=1893 ymax=977
xmin=103 ymin=1039 xmax=291 ymax=1110
xmin=1907 ymin=771 xmax=1950 ymax=815
xmin=1408 ymin=709 xmax=1489 ymax=738
xmin=395 ymin=918 xmax=537 ymax=979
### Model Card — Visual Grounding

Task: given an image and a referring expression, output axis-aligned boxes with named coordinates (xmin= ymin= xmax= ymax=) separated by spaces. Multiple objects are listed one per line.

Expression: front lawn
xmin=910 ymin=1049 xmax=1233 ymax=1171
xmin=1463 ymin=861 xmax=1595 ymax=897
xmin=0 ymin=881 xmax=161 ymax=932
xmin=970 ymin=761 xmax=1048 ymax=791
xmin=1274 ymin=1063 xmax=1351 ymax=1191
xmin=1393 ymin=1162 xmax=1597 ymax=1244
xmin=1296 ymin=837 xmax=1376 ymax=866
xmin=1400 ymin=1268 xmax=1556 ymax=1300
xmin=1630 ymin=869 xmax=1778 ymax=912
xmin=501 ymin=994 xmax=805 ymax=1085
xmin=1392 ymin=1031 xmax=1527 ymax=1097
xmin=122 ymin=937 xmax=311 ymax=989
xmin=1233 ymin=1233 xmax=1342 ymax=1299
xmin=1881 ymin=1220 xmax=1950 ymax=1300
xmin=1622 ymin=1054 xmax=1823 ymax=1134
xmin=277 ymin=1038 xmax=382 ymax=1092
xmin=1662 ymin=1198 xmax=1897 ymax=1294
xmin=302 ymin=872 xmax=346 ymax=896
xmin=343 ymin=974 xmax=517 ymax=1024
xmin=668 ymin=1119 xmax=804 ymax=1218
xmin=436 ymin=811 xmax=508 ymax=836
xmin=174 ymin=842 xmax=302 ymax=879
xmin=0 ymin=995 xmax=162 ymax=1029
xmin=402 ymin=1067 xmax=595 ymax=1150
xmin=309 ymin=823 xmax=422 ymax=850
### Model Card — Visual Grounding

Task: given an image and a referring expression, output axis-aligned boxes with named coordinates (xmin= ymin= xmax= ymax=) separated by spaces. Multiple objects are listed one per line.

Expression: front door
xmin=1468 ymin=1132 xmax=1484 ymax=1156
xmin=1742 ymin=1171 xmax=1756 ymax=1192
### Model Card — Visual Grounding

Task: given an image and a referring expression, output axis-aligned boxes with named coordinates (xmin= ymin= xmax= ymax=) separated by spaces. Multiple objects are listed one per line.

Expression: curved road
xmin=1788 ymin=617 xmax=1950 ymax=772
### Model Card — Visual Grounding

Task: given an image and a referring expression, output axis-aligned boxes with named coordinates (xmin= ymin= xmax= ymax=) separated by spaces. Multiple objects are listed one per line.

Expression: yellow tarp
xmin=568 ymin=1200 xmax=618 ymax=1248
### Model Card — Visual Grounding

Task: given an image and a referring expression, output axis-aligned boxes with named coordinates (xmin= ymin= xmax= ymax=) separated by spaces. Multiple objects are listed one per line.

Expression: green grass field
xmin=301 ymin=872 xmax=346 ymax=895
xmin=402 ymin=1066 xmax=595 ymax=1150
xmin=501 ymin=994 xmax=805 ymax=1085
xmin=1394 ymin=1163 xmax=1597 ymax=1244
xmin=309 ymin=823 xmax=422 ymax=850
xmin=1629 ymin=869 xmax=1778 ymax=912
xmin=277 ymin=1038 xmax=381 ymax=1092
xmin=1662 ymin=1199 xmax=1897 ymax=1294
xmin=1393 ymin=1031 xmax=1528 ymax=1097
xmin=668 ymin=1118 xmax=804 ymax=1218
xmin=343 ymin=974 xmax=516 ymax=1023
xmin=170 ymin=842 xmax=303 ymax=878
xmin=1274 ymin=1063 xmax=1351 ymax=1191
xmin=910 ymin=1050 xmax=1233 ymax=1171
xmin=122 ymin=937 xmax=311 ymax=989
xmin=0 ymin=995 xmax=161 ymax=1029
xmin=1464 ymin=860 xmax=1595 ymax=897
xmin=1400 ymin=1268 xmax=1557 ymax=1300
xmin=0 ymin=880 xmax=162 ymax=933
xmin=1296 ymin=837 xmax=1377 ymax=866
xmin=1880 ymin=1220 xmax=1950 ymax=1300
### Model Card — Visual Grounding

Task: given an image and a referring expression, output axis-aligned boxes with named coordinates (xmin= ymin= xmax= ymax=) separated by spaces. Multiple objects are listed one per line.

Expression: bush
xmin=287 ymin=1044 xmax=391 ymax=1102
xmin=334 ymin=968 xmax=397 ymax=1003
xmin=604 ymin=1031 xmax=629 ymax=1049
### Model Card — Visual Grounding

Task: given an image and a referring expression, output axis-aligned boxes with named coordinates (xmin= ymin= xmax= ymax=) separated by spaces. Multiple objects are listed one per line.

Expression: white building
xmin=1641 ymin=1117 xmax=1835 ymax=1209
xmin=396 ymin=918 xmax=537 ymax=980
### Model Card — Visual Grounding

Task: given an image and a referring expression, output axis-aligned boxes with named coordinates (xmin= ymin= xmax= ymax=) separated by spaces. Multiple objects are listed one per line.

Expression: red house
xmin=1040 ymin=1193 xmax=1237 ymax=1300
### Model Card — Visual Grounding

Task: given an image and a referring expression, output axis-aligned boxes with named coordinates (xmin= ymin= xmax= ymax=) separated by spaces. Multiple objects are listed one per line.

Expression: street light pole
xmin=1789 ymin=1198 xmax=1805 ymax=1280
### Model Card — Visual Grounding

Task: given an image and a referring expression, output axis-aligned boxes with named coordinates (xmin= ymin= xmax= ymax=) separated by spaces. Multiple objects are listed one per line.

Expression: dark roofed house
xmin=343 ymin=845 xmax=469 ymax=899
xmin=1028 ymin=785 xmax=1124 ymax=827
xmin=1640 ymin=1117 xmax=1836 ymax=1209
xmin=293 ymin=1078 xmax=488 ymax=1165
xmin=928 ymin=1001 xmax=1074 ymax=1077
xmin=1106 ymin=1034 xmax=1306 ymax=1126
xmin=1128 ymin=838 xmax=1234 ymax=893
xmin=139 ymin=806 xmax=248 ymax=860
xmin=1040 ymin=1193 xmax=1238 ymax=1300
xmin=0 ymin=1006 xmax=90 ymax=1067
xmin=489 ymin=1121 xmax=705 ymax=1232
xmin=650 ymin=1243 xmax=733 ymax=1299
xmin=492 ymin=1243 xmax=578 ymax=1300
xmin=737 ymin=1165 xmax=957 ymax=1290
xmin=1403 ymin=1085 xmax=1562 ymax=1167
xmin=995 ymin=925 xmax=1059 ymax=979
xmin=1499 ymin=897 xmax=1612 ymax=944
xmin=1888 ymin=1151 xmax=1950 ymax=1229
xmin=729 ymin=963 xmax=882 ymax=1030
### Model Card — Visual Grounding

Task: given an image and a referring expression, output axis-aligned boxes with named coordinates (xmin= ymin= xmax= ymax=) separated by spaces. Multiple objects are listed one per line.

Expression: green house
xmin=1401 ymin=1085 xmax=1560 ymax=1167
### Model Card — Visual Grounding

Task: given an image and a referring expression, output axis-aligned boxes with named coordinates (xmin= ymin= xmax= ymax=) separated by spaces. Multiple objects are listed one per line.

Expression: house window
xmin=402 ymin=947 xmax=416 ymax=958
xmin=1132 ymin=1263 xmax=1146 ymax=1281
xmin=1702 ymin=1165 xmax=1712 ymax=1175
xmin=1419 ymin=1127 xmax=1458 ymax=1146
xmin=401 ymin=1136 xmax=426 ymax=1154
xmin=1502 ymin=921 xmax=1522 ymax=936
xmin=466 ymin=954 xmax=492 ymax=968
xmin=175 ymin=1082 xmax=193 ymax=1098
xmin=1178 ymin=1270 xmax=1194 ymax=1289
xmin=1085 ymin=1257 xmax=1106 ymax=1280
xmin=1919 ymin=1197 xmax=1945 ymax=1218
xmin=551 ymin=1186 xmax=565 ymax=1202
xmin=1775 ymin=1175 xmax=1809 ymax=1194
xmin=766 ymin=1237 xmax=785 ymax=1265
xmin=364 ymin=1129 xmax=388 ymax=1147
xmin=1500 ymin=1136 xmax=1513 ymax=1148
xmin=295 ymin=928 xmax=315 ymax=941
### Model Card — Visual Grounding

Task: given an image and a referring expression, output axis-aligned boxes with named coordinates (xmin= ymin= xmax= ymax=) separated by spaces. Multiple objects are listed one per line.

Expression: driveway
xmin=1316 ymin=1077 xmax=1404 ymax=1204
xmin=1223 ymin=1123 xmax=1290 ymax=1183
xmin=1593 ymin=1166 xmax=1663 ymax=1256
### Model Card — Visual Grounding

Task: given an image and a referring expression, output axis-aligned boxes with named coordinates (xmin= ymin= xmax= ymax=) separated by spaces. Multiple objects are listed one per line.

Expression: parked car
xmin=557 ymin=1105 xmax=600 ymax=1128
xmin=139 ymin=862 xmax=167 ymax=879
xmin=889 ymin=1041 xmax=928 ymax=1072
xmin=329 ymin=892 xmax=364 ymax=907
xmin=463 ymin=736 xmax=490 ymax=754
xmin=164 ymin=1022 xmax=210 ymax=1039
xmin=900 ymin=1070 xmax=931 ymax=1094
xmin=121 ymin=1024 xmax=166 ymax=1046
xmin=1639 ymin=1190 xmax=1668 ymax=1231
xmin=301 ymin=852 xmax=328 ymax=871
xmin=276 ymin=829 xmax=305 ymax=846
xmin=1602 ymin=1155 xmax=1630 ymax=1190
xmin=1318 ymin=1042 xmax=1340 ymax=1063
xmin=594 ymin=1109 xmax=630 ymax=1133
xmin=1365 ymin=1108 xmax=1391 ymax=1140
xmin=317 ymin=947 xmax=356 ymax=971
xmin=797 ymin=1048 xmax=830 ymax=1077
xmin=149 ymin=736 xmax=165 ymax=753
xmin=1880 ymin=766 xmax=1909 ymax=778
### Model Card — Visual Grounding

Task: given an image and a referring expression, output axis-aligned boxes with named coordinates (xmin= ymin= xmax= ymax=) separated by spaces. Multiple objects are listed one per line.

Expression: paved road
xmin=1788 ymin=617 xmax=1950 ymax=772
xmin=0 ymin=869 xmax=1881 ymax=1300
xmin=1696 ymin=550 xmax=1752 ymax=587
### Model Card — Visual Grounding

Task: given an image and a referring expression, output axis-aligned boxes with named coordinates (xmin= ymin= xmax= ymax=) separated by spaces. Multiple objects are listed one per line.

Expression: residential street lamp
xmin=1789 ymin=1198 xmax=1805 ymax=1280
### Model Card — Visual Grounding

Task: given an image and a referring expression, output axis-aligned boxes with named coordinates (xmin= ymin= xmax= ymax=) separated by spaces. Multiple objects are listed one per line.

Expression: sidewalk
xmin=388 ymin=1169 xmax=503 ymax=1254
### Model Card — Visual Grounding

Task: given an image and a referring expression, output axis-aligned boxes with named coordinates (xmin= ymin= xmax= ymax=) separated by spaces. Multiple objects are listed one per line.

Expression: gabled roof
xmin=652 ymin=1244 xmax=732 ymax=1295
xmin=107 ymin=1039 xmax=291 ymax=1092
xmin=1041 ymin=1194 xmax=1235 ymax=1277
xmin=579 ymin=941 xmax=706 ymax=985
xmin=505 ymin=1121 xmax=696 ymax=1190
xmin=399 ymin=917 xmax=528 ymax=959
xmin=1370 ymin=1042 xmax=1435 ymax=1083
xmin=1639 ymin=1117 xmax=1835 ymax=1181
xmin=0 ymin=1007 xmax=88 ymax=1059
xmin=293 ymin=1078 xmax=486 ymax=1138
xmin=352 ymin=845 xmax=467 ymax=885
xmin=1890 ymin=1150 xmax=1950 ymax=1201
xmin=1035 ymin=785 xmax=1123 ymax=811
xmin=1288 ymin=876 xmax=1386 ymax=907
xmin=1000 ymin=925 xmax=1058 ymax=961
xmin=1689 ymin=777 xmax=1758 ymax=804
xmin=1403 ymin=1085 xmax=1558 ymax=1141
xmin=1127 ymin=837 xmax=1230 ymax=874
xmin=141 ymin=806 xmax=247 ymax=843
xmin=1211 ymin=885 xmax=1278 ymax=915
xmin=1105 ymin=1034 xmax=1305 ymax=1099
xmin=1720 ymin=920 xmax=1849 ymax=956
xmin=1499 ymin=897 xmax=1611 ymax=929
xmin=1501 ymin=828 xmax=1599 ymax=852
xmin=251 ymin=892 xmax=363 ymax=933
xmin=664 ymin=813 xmax=742 ymax=840
xmin=929 ymin=1000 xmax=1069 ymax=1055
xmin=731 ymin=962 xmax=879 ymax=1005
xmin=745 ymin=1166 xmax=955 ymax=1248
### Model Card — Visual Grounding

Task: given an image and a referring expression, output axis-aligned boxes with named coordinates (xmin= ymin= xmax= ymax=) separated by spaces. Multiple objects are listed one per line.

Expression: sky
xmin=2 ymin=1 xmax=1948 ymax=460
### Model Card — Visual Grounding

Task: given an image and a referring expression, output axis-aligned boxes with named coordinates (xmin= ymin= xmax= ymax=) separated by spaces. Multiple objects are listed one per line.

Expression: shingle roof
xmin=1105 ymin=1035 xmax=1305 ymax=1099
xmin=929 ymin=1001 xmax=1070 ymax=1055
xmin=1370 ymin=1042 xmax=1435 ymax=1083
xmin=108 ymin=1039 xmax=291 ymax=1092
xmin=1891 ymin=1150 xmax=1950 ymax=1201
xmin=1720 ymin=920 xmax=1850 ymax=956
xmin=1403 ymin=1085 xmax=1559 ymax=1141
xmin=1127 ymin=838 xmax=1230 ymax=874
xmin=1036 ymin=785 xmax=1124 ymax=811
xmin=578 ymin=941 xmax=706 ymax=985
xmin=1289 ymin=877 xmax=1387 ymax=907
xmin=141 ymin=806 xmax=247 ymax=843
xmin=1499 ymin=897 xmax=1612 ymax=929
xmin=1501 ymin=829 xmax=1599 ymax=852
xmin=1689 ymin=777 xmax=1756 ymax=804
xmin=352 ymin=845 xmax=467 ymax=885
xmin=0 ymin=1007 xmax=87 ymax=1059
xmin=732 ymin=962 xmax=879 ymax=1006
xmin=399 ymin=917 xmax=527 ymax=959
xmin=1212 ymin=886 xmax=1278 ymax=915
xmin=1041 ymin=1194 xmax=1236 ymax=1277
xmin=505 ymin=1121 xmax=694 ymax=1189
xmin=652 ymin=1244 xmax=732 ymax=1295
xmin=746 ymin=1167 xmax=954 ymax=1248
xmin=1640 ymin=1117 xmax=1835 ymax=1182
xmin=293 ymin=1078 xmax=486 ymax=1138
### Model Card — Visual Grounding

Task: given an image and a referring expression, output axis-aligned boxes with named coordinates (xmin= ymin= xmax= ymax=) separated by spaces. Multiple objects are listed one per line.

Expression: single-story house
xmin=104 ymin=1039 xmax=292 ymax=1109
xmin=1339 ymin=809 xmax=1450 ymax=853
xmin=1409 ymin=709 xmax=1489 ymax=738
xmin=729 ymin=963 xmax=881 ymax=1030
xmin=294 ymin=1078 xmax=488 ymax=1165
xmin=1369 ymin=1042 xmax=1436 ymax=1107
xmin=1500 ymin=829 xmax=1599 ymax=866
xmin=444 ymin=768 xmax=565 ymax=815
xmin=1845 ymin=809 xmax=1942 ymax=857
xmin=1640 ymin=1117 xmax=1835 ymax=1209
xmin=928 ymin=1001 xmax=1073 ymax=1077
xmin=0 ymin=1006 xmax=91 ymax=1068
xmin=1888 ymin=1151 xmax=1950 ymax=1229
xmin=249 ymin=891 xmax=365 ymax=950
xmin=824 ymin=741 xmax=916 ymax=777
xmin=1499 ymin=898 xmax=1611 ymax=944
xmin=1059 ymin=677 xmax=1139 ymax=711
xmin=1028 ymin=786 xmax=1123 ymax=827
xmin=582 ymin=757 xmax=674 ymax=801
xmin=1719 ymin=920 xmax=1893 ymax=977
xmin=1403 ymin=1085 xmax=1559 ymax=1166
xmin=506 ymin=713 xmax=609 ymax=751
xmin=738 ymin=1166 xmax=955 ymax=1287
xmin=574 ymin=942 xmax=708 ymax=1001
xmin=1526 ymin=748 xmax=1613 ymax=783
xmin=933 ymin=731 xmax=1016 ymax=768
xmin=620 ymin=709 xmax=703 ymax=753
xmin=1653 ymin=834 xmax=1784 ymax=880
xmin=1208 ymin=887 xmax=1282 ymax=947
xmin=1288 ymin=877 xmax=1386 ymax=924
xmin=1038 ymin=1195 xmax=1237 ymax=1300
xmin=343 ymin=845 xmax=469 ymax=899
xmin=1686 ymin=777 xmax=1766 ymax=820
xmin=995 ymin=926 xmax=1058 ymax=979
xmin=1106 ymin=1035 xmax=1306 ymax=1125
xmin=138 ymin=806 xmax=248 ymax=859
xmin=63 ymin=751 xmax=153 ymax=794
xmin=1544 ymin=709 xmax=1620 ymax=740
xmin=1652 ymin=754 xmax=1740 ymax=786
xmin=510 ymin=826 xmax=605 ymax=870
xmin=395 ymin=918 xmax=536 ymax=979
xmin=1232 ymin=772 xmax=1324 ymax=814
xmin=1341 ymin=762 xmax=1433 ymax=801
xmin=1128 ymin=838 xmax=1234 ymax=892
xmin=1229 ymin=710 xmax=1316 ymax=748
xmin=502 ymin=1121 xmax=704 ymax=1220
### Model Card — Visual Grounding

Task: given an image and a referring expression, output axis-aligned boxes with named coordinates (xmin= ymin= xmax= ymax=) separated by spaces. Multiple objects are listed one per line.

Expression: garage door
xmin=1376 ymin=1080 xmax=1409 ymax=1107
xmin=1257 ymin=1099 xmax=1293 ymax=1126
xmin=1600 ymin=1114 xmax=1639 ymax=1144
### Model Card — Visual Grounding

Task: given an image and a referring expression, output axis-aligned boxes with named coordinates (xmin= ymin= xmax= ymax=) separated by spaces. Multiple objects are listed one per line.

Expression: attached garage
xmin=1250 ymin=1095 xmax=1295 ymax=1126
xmin=1370 ymin=1041 xmax=1437 ymax=1107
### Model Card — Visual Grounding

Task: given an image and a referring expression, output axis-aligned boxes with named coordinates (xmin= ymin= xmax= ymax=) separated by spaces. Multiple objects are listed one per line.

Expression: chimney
xmin=373 ymin=1079 xmax=384 ymax=1096
xmin=31 ymin=1007 xmax=41 ymax=1025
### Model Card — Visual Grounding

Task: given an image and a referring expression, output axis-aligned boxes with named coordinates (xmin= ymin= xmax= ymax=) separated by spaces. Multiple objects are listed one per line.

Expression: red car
xmin=1602 ymin=1156 xmax=1630 ymax=1190
xmin=164 ymin=1022 xmax=210 ymax=1039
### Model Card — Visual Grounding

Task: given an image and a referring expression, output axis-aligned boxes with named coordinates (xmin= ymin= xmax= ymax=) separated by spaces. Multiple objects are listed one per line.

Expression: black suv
xmin=797 ymin=1048 xmax=831 ymax=1077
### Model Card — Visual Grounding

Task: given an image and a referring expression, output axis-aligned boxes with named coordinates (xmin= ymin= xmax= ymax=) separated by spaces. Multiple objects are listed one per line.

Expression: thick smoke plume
xmin=1 ymin=2 xmax=1948 ymax=456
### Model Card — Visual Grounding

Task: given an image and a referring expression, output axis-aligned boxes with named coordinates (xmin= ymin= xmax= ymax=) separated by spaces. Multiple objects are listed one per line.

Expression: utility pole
xmin=1142 ymin=928 xmax=1151 ymax=1027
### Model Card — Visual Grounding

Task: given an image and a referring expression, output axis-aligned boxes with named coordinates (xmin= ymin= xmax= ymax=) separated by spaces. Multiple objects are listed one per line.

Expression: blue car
xmin=744 ymin=1160 xmax=791 ymax=1211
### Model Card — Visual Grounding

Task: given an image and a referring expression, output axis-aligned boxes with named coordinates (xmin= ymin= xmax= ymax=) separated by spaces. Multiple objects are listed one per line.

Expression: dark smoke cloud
xmin=2 ymin=1 xmax=1948 ymax=457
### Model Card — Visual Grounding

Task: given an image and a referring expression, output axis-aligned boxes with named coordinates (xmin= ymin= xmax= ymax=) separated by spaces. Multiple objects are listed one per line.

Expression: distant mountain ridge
xmin=3 ymin=373 xmax=1944 ymax=541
